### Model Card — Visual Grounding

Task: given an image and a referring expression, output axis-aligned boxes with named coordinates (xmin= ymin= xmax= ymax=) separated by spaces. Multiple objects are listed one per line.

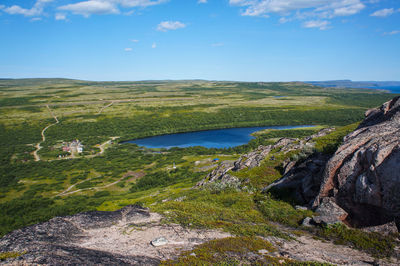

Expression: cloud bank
xmin=2 ymin=0 xmax=168 ymax=18
xmin=229 ymin=0 xmax=366 ymax=29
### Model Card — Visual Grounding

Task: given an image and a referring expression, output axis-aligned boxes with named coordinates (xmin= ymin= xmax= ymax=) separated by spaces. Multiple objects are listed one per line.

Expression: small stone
xmin=151 ymin=237 xmax=168 ymax=247
xmin=295 ymin=205 xmax=308 ymax=211
xmin=270 ymin=252 xmax=280 ymax=257
xmin=258 ymin=249 xmax=270 ymax=255
xmin=190 ymin=253 xmax=196 ymax=257
xmin=302 ymin=217 xmax=313 ymax=227
xmin=174 ymin=196 xmax=186 ymax=202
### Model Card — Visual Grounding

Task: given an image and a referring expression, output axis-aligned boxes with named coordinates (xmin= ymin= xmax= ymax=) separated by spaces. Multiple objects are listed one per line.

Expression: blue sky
xmin=0 ymin=0 xmax=399 ymax=81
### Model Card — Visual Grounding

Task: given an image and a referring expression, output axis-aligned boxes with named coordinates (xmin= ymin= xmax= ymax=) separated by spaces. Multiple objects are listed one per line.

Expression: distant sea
xmin=365 ymin=86 xmax=400 ymax=94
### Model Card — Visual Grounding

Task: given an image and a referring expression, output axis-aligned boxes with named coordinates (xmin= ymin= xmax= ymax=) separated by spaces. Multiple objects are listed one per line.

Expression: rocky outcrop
xmin=314 ymin=96 xmax=400 ymax=227
xmin=0 ymin=205 xmax=231 ymax=265
xmin=197 ymin=128 xmax=335 ymax=188
xmin=195 ymin=161 xmax=237 ymax=187
xmin=264 ymin=152 xmax=331 ymax=206
xmin=232 ymin=138 xmax=296 ymax=171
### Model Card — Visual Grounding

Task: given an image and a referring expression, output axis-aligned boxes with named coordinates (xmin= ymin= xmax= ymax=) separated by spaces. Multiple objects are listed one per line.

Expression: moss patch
xmin=316 ymin=223 xmax=397 ymax=258
xmin=152 ymin=189 xmax=287 ymax=239
xmin=0 ymin=251 xmax=26 ymax=261
xmin=162 ymin=236 xmax=329 ymax=265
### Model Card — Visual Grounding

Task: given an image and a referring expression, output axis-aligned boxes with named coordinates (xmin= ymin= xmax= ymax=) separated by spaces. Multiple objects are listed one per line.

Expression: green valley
xmin=0 ymin=79 xmax=398 ymax=264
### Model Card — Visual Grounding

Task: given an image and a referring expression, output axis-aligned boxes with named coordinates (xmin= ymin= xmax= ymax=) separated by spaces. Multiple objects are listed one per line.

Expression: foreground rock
xmin=265 ymin=232 xmax=399 ymax=265
xmin=314 ymin=96 xmax=400 ymax=227
xmin=0 ymin=206 xmax=230 ymax=265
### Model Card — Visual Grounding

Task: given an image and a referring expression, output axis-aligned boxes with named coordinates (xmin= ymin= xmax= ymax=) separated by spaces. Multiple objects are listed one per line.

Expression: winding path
xmin=97 ymin=101 xmax=114 ymax=115
xmin=55 ymin=177 xmax=94 ymax=197
xmin=32 ymin=105 xmax=59 ymax=161
xmin=55 ymin=175 xmax=126 ymax=197
xmin=86 ymin=137 xmax=119 ymax=159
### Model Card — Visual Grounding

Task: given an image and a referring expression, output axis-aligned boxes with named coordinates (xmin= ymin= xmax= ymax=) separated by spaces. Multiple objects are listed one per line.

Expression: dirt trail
xmin=32 ymin=105 xmax=59 ymax=161
xmin=55 ymin=175 xmax=125 ymax=197
xmin=86 ymin=136 xmax=119 ymax=159
xmin=97 ymin=101 xmax=114 ymax=115
xmin=55 ymin=177 xmax=94 ymax=197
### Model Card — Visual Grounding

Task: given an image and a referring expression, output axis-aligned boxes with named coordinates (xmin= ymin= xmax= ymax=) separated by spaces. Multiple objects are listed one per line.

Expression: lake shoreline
xmin=122 ymin=125 xmax=316 ymax=149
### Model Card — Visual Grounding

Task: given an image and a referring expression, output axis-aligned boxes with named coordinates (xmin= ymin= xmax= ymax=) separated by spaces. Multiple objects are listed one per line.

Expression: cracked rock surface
xmin=0 ymin=206 xmax=230 ymax=265
xmin=314 ymin=96 xmax=400 ymax=227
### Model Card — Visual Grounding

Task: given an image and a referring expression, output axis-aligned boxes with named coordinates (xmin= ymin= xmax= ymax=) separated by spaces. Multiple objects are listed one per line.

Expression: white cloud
xmin=384 ymin=30 xmax=400 ymax=36
xmin=321 ymin=0 xmax=365 ymax=17
xmin=114 ymin=0 xmax=168 ymax=8
xmin=211 ymin=42 xmax=224 ymax=47
xmin=131 ymin=39 xmax=139 ymax=42
xmin=157 ymin=21 xmax=186 ymax=32
xmin=152 ymin=42 xmax=157 ymax=48
xmin=303 ymin=20 xmax=330 ymax=30
xmin=58 ymin=1 xmax=119 ymax=17
xmin=124 ymin=47 xmax=133 ymax=51
xmin=3 ymin=0 xmax=53 ymax=17
xmin=198 ymin=0 xmax=208 ymax=3
xmin=55 ymin=13 xmax=67 ymax=20
xmin=58 ymin=0 xmax=167 ymax=17
xmin=229 ymin=0 xmax=365 ymax=25
xmin=279 ymin=17 xmax=291 ymax=23
xmin=0 ymin=5 xmax=5 ymax=10
xmin=370 ymin=8 xmax=394 ymax=17
xmin=30 ymin=17 xmax=42 ymax=22
xmin=124 ymin=10 xmax=135 ymax=15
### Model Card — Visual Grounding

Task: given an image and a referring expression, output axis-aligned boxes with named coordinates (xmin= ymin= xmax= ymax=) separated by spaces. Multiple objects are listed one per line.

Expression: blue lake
xmin=124 ymin=125 xmax=315 ymax=149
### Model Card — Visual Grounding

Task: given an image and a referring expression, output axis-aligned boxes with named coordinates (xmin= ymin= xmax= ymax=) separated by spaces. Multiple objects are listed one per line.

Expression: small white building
xmin=77 ymin=145 xmax=83 ymax=153
xmin=63 ymin=139 xmax=83 ymax=153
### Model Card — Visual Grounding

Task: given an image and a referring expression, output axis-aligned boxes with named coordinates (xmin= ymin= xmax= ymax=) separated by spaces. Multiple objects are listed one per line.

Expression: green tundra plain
xmin=1 ymin=79 xmax=398 ymax=262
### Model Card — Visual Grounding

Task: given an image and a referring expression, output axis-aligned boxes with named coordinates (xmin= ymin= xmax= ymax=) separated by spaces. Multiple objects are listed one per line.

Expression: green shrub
xmin=314 ymin=123 xmax=359 ymax=154
xmin=255 ymin=194 xmax=313 ymax=227
xmin=93 ymin=191 xmax=111 ymax=198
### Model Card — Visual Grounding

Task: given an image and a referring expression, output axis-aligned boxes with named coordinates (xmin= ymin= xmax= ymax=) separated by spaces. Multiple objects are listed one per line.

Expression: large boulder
xmin=312 ymin=197 xmax=348 ymax=226
xmin=313 ymin=96 xmax=400 ymax=227
xmin=264 ymin=152 xmax=331 ymax=206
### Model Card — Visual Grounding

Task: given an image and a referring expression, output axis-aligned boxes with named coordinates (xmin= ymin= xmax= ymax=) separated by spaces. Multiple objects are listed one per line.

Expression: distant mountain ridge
xmin=306 ymin=80 xmax=400 ymax=89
